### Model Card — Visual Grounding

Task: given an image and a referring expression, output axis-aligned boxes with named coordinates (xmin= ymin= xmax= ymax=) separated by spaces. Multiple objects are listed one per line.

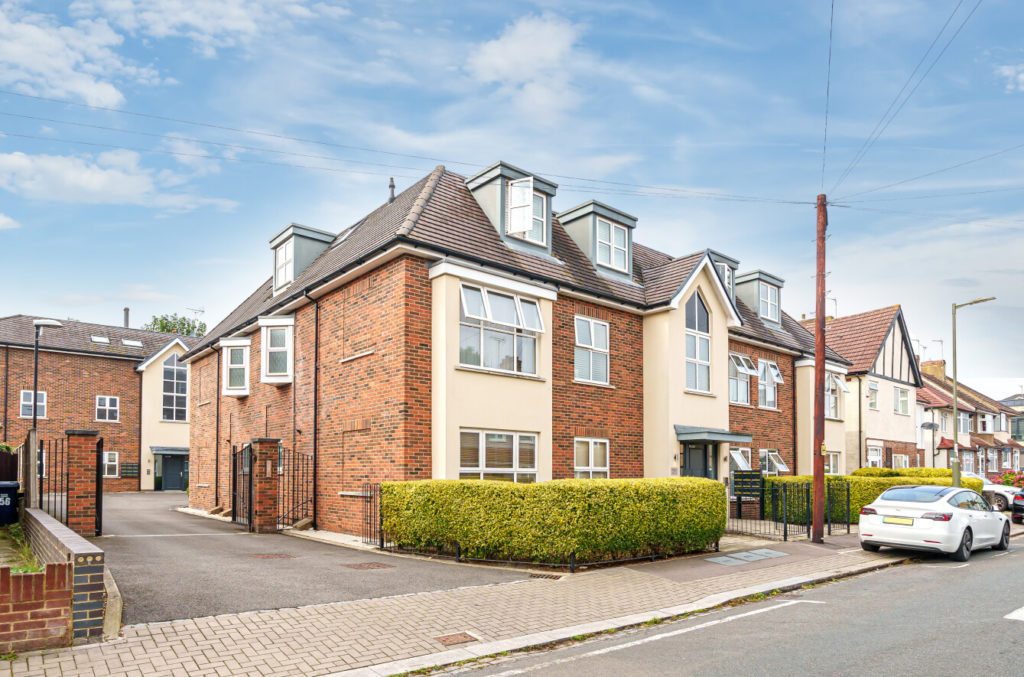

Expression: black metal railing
xmin=231 ymin=443 xmax=253 ymax=530
xmin=361 ymin=482 xmax=384 ymax=548
xmin=38 ymin=438 xmax=68 ymax=525
xmin=277 ymin=448 xmax=313 ymax=528
xmin=727 ymin=478 xmax=851 ymax=541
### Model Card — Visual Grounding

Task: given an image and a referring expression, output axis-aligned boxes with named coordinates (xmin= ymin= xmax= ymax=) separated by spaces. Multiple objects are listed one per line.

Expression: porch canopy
xmin=151 ymin=446 xmax=189 ymax=456
xmin=674 ymin=425 xmax=752 ymax=445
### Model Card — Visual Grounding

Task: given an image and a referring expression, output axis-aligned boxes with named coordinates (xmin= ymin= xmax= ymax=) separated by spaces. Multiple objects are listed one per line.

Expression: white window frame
xmin=892 ymin=453 xmax=909 ymax=470
xmin=824 ymin=451 xmax=841 ymax=475
xmin=998 ymin=413 xmax=1008 ymax=432
xmin=274 ymin=238 xmax=294 ymax=290
xmin=1003 ymin=450 xmax=1012 ymax=469
xmin=685 ymin=292 xmax=711 ymax=394
xmin=220 ymin=339 xmax=251 ymax=397
xmin=958 ymin=412 xmax=971 ymax=434
xmin=574 ymin=437 xmax=610 ymax=479
xmin=1014 ymin=450 xmax=1020 ymax=471
xmin=715 ymin=263 xmax=733 ymax=298
xmin=729 ymin=447 xmax=752 ymax=472
xmin=102 ymin=451 xmax=119 ymax=478
xmin=941 ymin=413 xmax=949 ymax=433
xmin=162 ymin=354 xmax=188 ymax=422
xmin=19 ymin=390 xmax=46 ymax=419
xmin=729 ymin=354 xmax=757 ymax=405
xmin=596 ymin=218 xmax=629 ymax=273
xmin=90 ymin=335 xmax=109 ymax=344
xmin=759 ymin=449 xmax=789 ymax=476
xmin=95 ymin=396 xmax=120 ymax=423
xmin=574 ymin=316 xmax=610 ymax=385
xmin=758 ymin=282 xmax=779 ymax=322
xmin=758 ymin=360 xmax=783 ymax=410
xmin=459 ymin=284 xmax=543 ymax=377
xmin=962 ymin=451 xmax=975 ymax=473
xmin=988 ymin=449 xmax=999 ymax=473
xmin=894 ymin=387 xmax=910 ymax=416
xmin=826 ymin=373 xmax=847 ymax=420
xmin=259 ymin=316 xmax=295 ymax=384
xmin=868 ymin=381 xmax=879 ymax=410
xmin=867 ymin=446 xmax=883 ymax=468
xmin=122 ymin=338 xmax=143 ymax=348
xmin=978 ymin=451 xmax=987 ymax=474
xmin=459 ymin=430 xmax=538 ymax=483
xmin=506 ymin=178 xmax=546 ymax=245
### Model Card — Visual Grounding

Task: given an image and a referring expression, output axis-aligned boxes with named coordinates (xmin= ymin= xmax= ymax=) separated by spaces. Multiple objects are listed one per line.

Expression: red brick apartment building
xmin=183 ymin=161 xmax=850 ymax=534
xmin=1 ymin=316 xmax=197 ymax=492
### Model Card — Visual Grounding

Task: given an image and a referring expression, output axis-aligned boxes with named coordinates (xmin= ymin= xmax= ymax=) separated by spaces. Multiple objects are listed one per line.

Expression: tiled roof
xmin=1005 ymin=439 xmax=1024 ymax=450
xmin=731 ymin=304 xmax=850 ymax=364
xmin=0 ymin=315 xmax=198 ymax=361
xmin=948 ymin=379 xmax=1018 ymax=416
xmin=971 ymin=436 xmax=993 ymax=449
xmin=937 ymin=436 xmax=974 ymax=451
xmin=921 ymin=373 xmax=993 ymax=415
xmin=917 ymin=384 xmax=957 ymax=409
xmin=800 ymin=306 xmax=900 ymax=373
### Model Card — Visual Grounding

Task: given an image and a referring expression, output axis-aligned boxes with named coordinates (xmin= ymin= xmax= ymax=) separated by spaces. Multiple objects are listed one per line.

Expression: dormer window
xmin=507 ymin=178 xmax=546 ymax=245
xmin=274 ymin=239 xmax=294 ymax=290
xmin=597 ymin=219 xmax=628 ymax=272
xmin=715 ymin=263 xmax=733 ymax=298
xmin=758 ymin=282 xmax=779 ymax=322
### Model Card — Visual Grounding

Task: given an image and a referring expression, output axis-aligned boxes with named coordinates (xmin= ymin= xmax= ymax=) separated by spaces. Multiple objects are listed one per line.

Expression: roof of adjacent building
xmin=0 ymin=315 xmax=200 ymax=361
xmin=799 ymin=306 xmax=901 ymax=374
xmin=937 ymin=436 xmax=974 ymax=451
xmin=730 ymin=299 xmax=849 ymax=365
xmin=917 ymin=384 xmax=959 ymax=409
xmin=921 ymin=372 xmax=1006 ymax=416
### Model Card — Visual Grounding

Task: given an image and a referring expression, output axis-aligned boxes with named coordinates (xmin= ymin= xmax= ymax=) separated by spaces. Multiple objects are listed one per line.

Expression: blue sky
xmin=1 ymin=0 xmax=1022 ymax=396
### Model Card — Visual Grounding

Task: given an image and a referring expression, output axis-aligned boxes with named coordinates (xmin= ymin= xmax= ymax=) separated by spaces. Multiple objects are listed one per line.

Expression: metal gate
xmin=727 ymin=478 xmax=851 ymax=541
xmin=38 ymin=438 xmax=68 ymax=525
xmin=277 ymin=447 xmax=313 ymax=528
xmin=232 ymin=443 xmax=253 ymax=530
xmin=94 ymin=438 xmax=104 ymax=536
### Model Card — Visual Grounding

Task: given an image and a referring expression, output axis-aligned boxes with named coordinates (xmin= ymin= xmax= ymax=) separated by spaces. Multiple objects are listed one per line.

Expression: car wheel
xmin=994 ymin=495 xmax=1008 ymax=512
xmin=861 ymin=542 xmax=880 ymax=553
xmin=950 ymin=529 xmax=973 ymax=562
xmin=995 ymin=523 xmax=1010 ymax=551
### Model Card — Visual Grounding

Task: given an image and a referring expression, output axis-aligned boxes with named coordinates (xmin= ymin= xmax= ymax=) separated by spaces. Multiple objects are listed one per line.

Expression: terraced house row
xmin=182 ymin=161 xmax=938 ymax=535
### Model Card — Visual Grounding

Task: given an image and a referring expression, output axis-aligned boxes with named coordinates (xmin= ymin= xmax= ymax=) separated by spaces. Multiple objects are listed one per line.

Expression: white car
xmin=961 ymin=471 xmax=1020 ymax=512
xmin=860 ymin=485 xmax=1010 ymax=561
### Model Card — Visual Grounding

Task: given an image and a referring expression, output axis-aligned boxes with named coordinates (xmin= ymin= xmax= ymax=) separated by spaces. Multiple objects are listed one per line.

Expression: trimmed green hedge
xmin=381 ymin=477 xmax=727 ymax=563
xmin=851 ymin=467 xmax=953 ymax=479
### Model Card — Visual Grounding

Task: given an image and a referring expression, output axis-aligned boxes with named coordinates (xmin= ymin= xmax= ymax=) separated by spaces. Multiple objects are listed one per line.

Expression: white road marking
xmin=1004 ymin=606 xmax=1024 ymax=622
xmin=484 ymin=600 xmax=825 ymax=676
xmin=924 ymin=563 xmax=969 ymax=568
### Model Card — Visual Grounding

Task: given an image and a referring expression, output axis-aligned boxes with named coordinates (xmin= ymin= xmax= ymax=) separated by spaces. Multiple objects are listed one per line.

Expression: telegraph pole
xmin=812 ymin=194 xmax=827 ymax=543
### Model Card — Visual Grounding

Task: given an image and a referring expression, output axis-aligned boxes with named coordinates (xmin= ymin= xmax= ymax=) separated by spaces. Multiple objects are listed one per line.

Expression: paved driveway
xmin=97 ymin=492 xmax=526 ymax=624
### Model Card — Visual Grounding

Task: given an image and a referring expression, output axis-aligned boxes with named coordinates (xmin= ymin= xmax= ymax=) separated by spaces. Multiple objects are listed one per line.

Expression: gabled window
xmin=596 ymin=219 xmax=628 ymax=272
xmin=95 ymin=396 xmax=119 ymax=422
xmin=260 ymin=318 xmax=294 ymax=384
xmin=459 ymin=430 xmax=537 ymax=483
xmin=894 ymin=387 xmax=910 ymax=416
xmin=459 ymin=285 xmax=543 ymax=376
xmin=506 ymin=178 xmax=546 ymax=245
xmin=868 ymin=381 xmax=879 ymax=410
xmin=685 ymin=292 xmax=711 ymax=393
xmin=103 ymin=451 xmax=119 ymax=478
xmin=274 ymin=238 xmax=294 ymax=290
xmin=758 ymin=360 xmax=783 ymax=409
xmin=221 ymin=340 xmax=250 ymax=397
xmin=19 ymin=390 xmax=46 ymax=419
xmin=758 ymin=282 xmax=779 ymax=322
xmin=574 ymin=438 xmax=609 ymax=478
xmin=574 ymin=316 xmax=609 ymax=384
xmin=162 ymin=354 xmax=188 ymax=422
xmin=728 ymin=354 xmax=757 ymax=405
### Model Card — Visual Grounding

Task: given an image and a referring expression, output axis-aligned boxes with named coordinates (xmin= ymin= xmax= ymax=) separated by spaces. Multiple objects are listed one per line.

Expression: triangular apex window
xmin=685 ymin=293 xmax=709 ymax=333
xmin=506 ymin=177 xmax=546 ymax=245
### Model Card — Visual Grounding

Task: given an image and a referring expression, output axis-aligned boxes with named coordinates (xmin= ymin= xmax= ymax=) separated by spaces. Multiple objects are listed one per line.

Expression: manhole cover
xmin=344 ymin=562 xmax=393 ymax=570
xmin=530 ymin=573 xmax=562 ymax=580
xmin=251 ymin=554 xmax=296 ymax=559
xmin=435 ymin=632 xmax=476 ymax=646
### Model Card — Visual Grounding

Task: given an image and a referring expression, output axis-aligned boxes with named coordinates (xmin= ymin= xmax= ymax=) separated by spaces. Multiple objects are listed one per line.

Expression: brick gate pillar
xmin=250 ymin=438 xmax=280 ymax=534
xmin=65 ymin=430 xmax=99 ymax=538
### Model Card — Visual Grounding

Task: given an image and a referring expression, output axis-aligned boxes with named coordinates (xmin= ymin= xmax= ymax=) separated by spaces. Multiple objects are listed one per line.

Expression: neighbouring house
xmin=182 ymin=161 xmax=847 ymax=535
xmin=919 ymin=361 xmax=1020 ymax=478
xmin=804 ymin=306 xmax=924 ymax=470
xmin=0 ymin=315 xmax=198 ymax=491
xmin=1001 ymin=392 xmax=1024 ymax=443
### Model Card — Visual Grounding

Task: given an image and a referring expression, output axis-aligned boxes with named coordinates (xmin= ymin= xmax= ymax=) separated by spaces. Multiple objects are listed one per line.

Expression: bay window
xmin=685 ymin=292 xmax=711 ymax=392
xmin=259 ymin=316 xmax=295 ymax=384
xmin=459 ymin=430 xmax=537 ymax=483
xmin=459 ymin=284 xmax=543 ymax=376
xmin=958 ymin=412 xmax=971 ymax=434
xmin=221 ymin=339 xmax=250 ymax=397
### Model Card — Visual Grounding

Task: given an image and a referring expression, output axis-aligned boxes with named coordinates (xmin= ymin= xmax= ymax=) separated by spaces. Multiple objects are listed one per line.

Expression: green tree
xmin=141 ymin=313 xmax=206 ymax=337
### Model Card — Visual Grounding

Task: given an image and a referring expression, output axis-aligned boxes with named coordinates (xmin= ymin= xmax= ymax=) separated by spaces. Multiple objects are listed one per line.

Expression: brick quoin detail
xmin=65 ymin=430 xmax=99 ymax=538
xmin=250 ymin=438 xmax=280 ymax=533
xmin=727 ymin=339 xmax=796 ymax=475
xmin=0 ymin=563 xmax=73 ymax=653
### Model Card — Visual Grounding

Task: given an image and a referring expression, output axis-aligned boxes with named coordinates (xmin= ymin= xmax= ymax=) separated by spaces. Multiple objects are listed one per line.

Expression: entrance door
xmin=163 ymin=456 xmax=185 ymax=491
xmin=682 ymin=444 xmax=708 ymax=478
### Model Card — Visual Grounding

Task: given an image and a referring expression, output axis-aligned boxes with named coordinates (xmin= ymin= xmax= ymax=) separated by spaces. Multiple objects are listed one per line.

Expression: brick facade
xmin=65 ymin=430 xmax=100 ymax=538
xmin=874 ymin=439 xmax=923 ymax=469
xmin=0 ymin=563 xmax=73 ymax=653
xmin=551 ymin=298 xmax=643 ymax=479
xmin=727 ymin=338 xmax=796 ymax=475
xmin=1 ymin=347 xmax=140 ymax=493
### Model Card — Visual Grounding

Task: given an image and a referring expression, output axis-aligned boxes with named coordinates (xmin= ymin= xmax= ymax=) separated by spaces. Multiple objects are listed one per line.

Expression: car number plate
xmin=883 ymin=516 xmax=914 ymax=526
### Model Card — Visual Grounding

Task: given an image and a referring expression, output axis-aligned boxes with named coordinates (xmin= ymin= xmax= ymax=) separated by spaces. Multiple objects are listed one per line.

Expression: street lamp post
xmin=31 ymin=319 xmax=62 ymax=431
xmin=951 ymin=297 xmax=995 ymax=488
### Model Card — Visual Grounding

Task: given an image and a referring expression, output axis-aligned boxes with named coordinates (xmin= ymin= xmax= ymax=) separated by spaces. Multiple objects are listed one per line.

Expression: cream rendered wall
xmin=431 ymin=273 xmax=554 ymax=481
xmin=139 ymin=343 xmax=190 ymax=490
xmin=845 ymin=375 xmax=918 ymax=449
xmin=643 ymin=265 xmax=731 ymax=478
xmin=795 ymin=364 xmax=847 ymax=475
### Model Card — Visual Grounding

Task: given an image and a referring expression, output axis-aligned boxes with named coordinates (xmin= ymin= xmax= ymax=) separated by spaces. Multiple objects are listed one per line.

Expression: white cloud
xmin=120 ymin=283 xmax=179 ymax=303
xmin=996 ymin=64 xmax=1024 ymax=92
xmin=0 ymin=3 xmax=161 ymax=106
xmin=0 ymin=212 xmax=19 ymax=230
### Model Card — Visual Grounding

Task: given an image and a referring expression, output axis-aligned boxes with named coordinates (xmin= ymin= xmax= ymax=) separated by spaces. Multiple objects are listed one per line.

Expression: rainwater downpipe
xmin=214 ymin=346 xmax=222 ymax=507
xmin=304 ymin=290 xmax=320 ymax=529
xmin=857 ymin=378 xmax=864 ymax=469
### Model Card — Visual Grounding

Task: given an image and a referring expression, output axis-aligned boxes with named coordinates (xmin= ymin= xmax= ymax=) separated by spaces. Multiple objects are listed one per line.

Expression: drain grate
xmin=530 ymin=573 xmax=562 ymax=580
xmin=251 ymin=554 xmax=296 ymax=559
xmin=435 ymin=632 xmax=476 ymax=646
xmin=344 ymin=562 xmax=394 ymax=570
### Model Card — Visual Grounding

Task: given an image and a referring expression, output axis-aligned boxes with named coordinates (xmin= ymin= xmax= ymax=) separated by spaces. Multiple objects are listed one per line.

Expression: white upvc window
xmin=574 ymin=316 xmax=609 ymax=384
xmin=274 ymin=238 xmax=294 ymax=290
xmin=758 ymin=282 xmax=779 ymax=322
xmin=506 ymin=177 xmax=546 ymax=245
xmin=19 ymin=390 xmax=46 ymax=419
xmin=826 ymin=373 xmax=848 ymax=419
xmin=892 ymin=454 xmax=910 ymax=470
xmin=868 ymin=381 xmax=879 ymax=410
xmin=759 ymin=449 xmax=789 ymax=476
xmin=459 ymin=430 xmax=537 ymax=483
xmin=758 ymin=360 xmax=783 ymax=409
xmin=941 ymin=413 xmax=949 ymax=433
xmin=90 ymin=335 xmax=109 ymax=344
xmin=978 ymin=414 xmax=990 ymax=433
xmin=978 ymin=451 xmax=986 ymax=474
xmin=459 ymin=284 xmax=543 ymax=376
xmin=962 ymin=452 xmax=975 ymax=473
xmin=685 ymin=292 xmax=711 ymax=393
xmin=95 ymin=396 xmax=119 ymax=422
xmin=988 ymin=449 xmax=999 ymax=472
xmin=867 ymin=446 xmax=883 ymax=468
xmin=1003 ymin=450 xmax=1012 ymax=469
xmin=162 ymin=354 xmax=188 ymax=422
xmin=102 ymin=451 xmax=119 ymax=478
xmin=1014 ymin=450 xmax=1020 ymax=471
xmin=824 ymin=451 xmax=841 ymax=475
xmin=574 ymin=438 xmax=609 ymax=478
xmin=728 ymin=354 xmax=757 ymax=405
xmin=259 ymin=317 xmax=295 ymax=384
xmin=729 ymin=447 xmax=752 ymax=472
xmin=715 ymin=263 xmax=733 ymax=298
xmin=894 ymin=387 xmax=910 ymax=416
xmin=596 ymin=218 xmax=628 ymax=272
xmin=958 ymin=412 xmax=971 ymax=434
xmin=221 ymin=339 xmax=251 ymax=397
xmin=998 ymin=413 xmax=1008 ymax=432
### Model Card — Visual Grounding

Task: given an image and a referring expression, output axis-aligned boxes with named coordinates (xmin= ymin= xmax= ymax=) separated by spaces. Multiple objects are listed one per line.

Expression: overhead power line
xmin=820 ymin=0 xmax=836 ymax=193
xmin=831 ymin=203 xmax=1024 ymax=229
xmin=839 ymin=184 xmax=1024 ymax=203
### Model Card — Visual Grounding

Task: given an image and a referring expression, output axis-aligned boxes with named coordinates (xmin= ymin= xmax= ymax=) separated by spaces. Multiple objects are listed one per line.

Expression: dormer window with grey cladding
xmin=708 ymin=250 xmax=739 ymax=301
xmin=506 ymin=177 xmax=547 ymax=246
xmin=557 ymin=200 xmax=637 ymax=284
xmin=734 ymin=269 xmax=784 ymax=326
xmin=269 ymin=223 xmax=336 ymax=296
xmin=465 ymin=161 xmax=558 ymax=257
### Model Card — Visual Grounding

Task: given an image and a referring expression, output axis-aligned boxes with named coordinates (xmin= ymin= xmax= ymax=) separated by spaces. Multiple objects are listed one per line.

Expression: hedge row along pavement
xmin=381 ymin=477 xmax=727 ymax=565
xmin=766 ymin=473 xmax=984 ymax=524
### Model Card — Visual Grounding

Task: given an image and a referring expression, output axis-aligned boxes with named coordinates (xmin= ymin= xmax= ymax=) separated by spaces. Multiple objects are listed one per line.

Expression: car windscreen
xmin=880 ymin=487 xmax=952 ymax=503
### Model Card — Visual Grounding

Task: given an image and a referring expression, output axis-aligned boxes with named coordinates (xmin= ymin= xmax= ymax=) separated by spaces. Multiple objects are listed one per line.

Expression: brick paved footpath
xmin=8 ymin=544 xmax=902 ymax=677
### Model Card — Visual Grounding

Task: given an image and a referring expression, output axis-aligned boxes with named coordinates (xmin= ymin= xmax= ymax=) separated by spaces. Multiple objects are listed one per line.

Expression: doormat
xmin=344 ymin=562 xmax=394 ymax=570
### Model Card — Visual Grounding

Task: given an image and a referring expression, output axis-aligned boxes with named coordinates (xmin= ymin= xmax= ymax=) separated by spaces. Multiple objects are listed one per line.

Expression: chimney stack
xmin=388 ymin=177 xmax=396 ymax=204
xmin=123 ymin=307 xmax=130 ymax=328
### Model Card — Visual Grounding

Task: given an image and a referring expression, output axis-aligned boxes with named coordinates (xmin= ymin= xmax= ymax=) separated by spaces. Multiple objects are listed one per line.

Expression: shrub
xmin=996 ymin=471 xmax=1024 ymax=490
xmin=851 ymin=467 xmax=900 ymax=477
xmin=897 ymin=468 xmax=953 ymax=478
xmin=381 ymin=477 xmax=727 ymax=564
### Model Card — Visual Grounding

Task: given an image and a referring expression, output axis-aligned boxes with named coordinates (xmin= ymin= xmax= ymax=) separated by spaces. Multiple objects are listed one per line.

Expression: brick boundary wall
xmin=22 ymin=508 xmax=106 ymax=644
xmin=0 ymin=562 xmax=72 ymax=653
xmin=65 ymin=430 xmax=100 ymax=538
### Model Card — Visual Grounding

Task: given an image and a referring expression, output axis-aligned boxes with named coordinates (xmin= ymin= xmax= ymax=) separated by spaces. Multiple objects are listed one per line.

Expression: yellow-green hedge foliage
xmin=852 ymin=467 xmax=953 ymax=479
xmin=381 ymin=477 xmax=727 ymax=563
